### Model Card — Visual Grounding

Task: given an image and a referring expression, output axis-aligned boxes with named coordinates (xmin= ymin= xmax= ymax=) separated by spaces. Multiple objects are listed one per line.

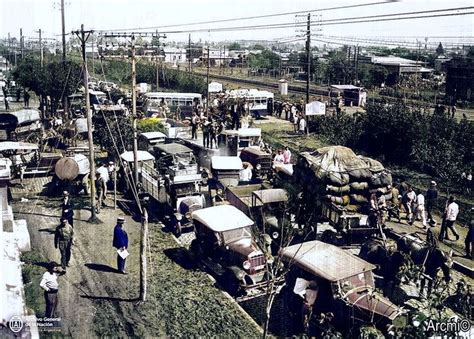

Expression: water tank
xmin=55 ymin=154 xmax=90 ymax=180
xmin=278 ymin=79 xmax=288 ymax=96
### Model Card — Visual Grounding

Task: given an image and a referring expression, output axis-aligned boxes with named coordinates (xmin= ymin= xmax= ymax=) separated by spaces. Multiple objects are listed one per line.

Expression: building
xmin=163 ymin=47 xmax=187 ymax=65
xmin=445 ymin=56 xmax=474 ymax=102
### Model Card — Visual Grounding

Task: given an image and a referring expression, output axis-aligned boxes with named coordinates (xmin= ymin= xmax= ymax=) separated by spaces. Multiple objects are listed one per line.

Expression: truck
xmin=142 ymin=143 xmax=205 ymax=235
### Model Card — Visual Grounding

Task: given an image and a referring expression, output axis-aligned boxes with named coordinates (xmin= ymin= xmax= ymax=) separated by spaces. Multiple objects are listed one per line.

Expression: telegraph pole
xmin=73 ymin=24 xmax=97 ymax=222
xmin=131 ymin=36 xmax=139 ymax=185
xmin=206 ymin=46 xmax=210 ymax=115
xmin=38 ymin=29 xmax=43 ymax=67
xmin=305 ymin=13 xmax=311 ymax=104
xmin=20 ymin=28 xmax=24 ymax=59
xmin=61 ymin=0 xmax=66 ymax=61
xmin=188 ymin=34 xmax=192 ymax=73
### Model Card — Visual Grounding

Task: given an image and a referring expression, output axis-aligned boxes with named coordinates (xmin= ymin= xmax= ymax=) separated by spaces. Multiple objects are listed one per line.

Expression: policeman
xmin=54 ymin=218 xmax=74 ymax=269
xmin=113 ymin=217 xmax=129 ymax=274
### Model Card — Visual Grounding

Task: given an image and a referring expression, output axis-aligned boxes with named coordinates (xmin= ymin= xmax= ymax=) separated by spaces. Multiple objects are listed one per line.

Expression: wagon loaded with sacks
xmin=294 ymin=146 xmax=392 ymax=244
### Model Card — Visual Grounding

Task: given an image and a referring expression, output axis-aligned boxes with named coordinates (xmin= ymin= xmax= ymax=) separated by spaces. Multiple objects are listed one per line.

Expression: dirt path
xmin=14 ymin=196 xmax=260 ymax=337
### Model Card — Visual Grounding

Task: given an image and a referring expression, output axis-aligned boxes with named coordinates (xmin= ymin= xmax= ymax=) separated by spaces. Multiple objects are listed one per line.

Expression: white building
xmin=163 ymin=47 xmax=187 ymax=65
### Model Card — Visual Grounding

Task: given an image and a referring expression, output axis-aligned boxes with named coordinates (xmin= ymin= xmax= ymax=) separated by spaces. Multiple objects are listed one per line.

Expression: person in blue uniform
xmin=112 ymin=217 xmax=128 ymax=274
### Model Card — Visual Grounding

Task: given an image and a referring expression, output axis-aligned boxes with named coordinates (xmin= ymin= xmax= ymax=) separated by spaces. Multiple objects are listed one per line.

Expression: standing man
xmin=191 ymin=112 xmax=199 ymax=140
xmin=107 ymin=161 xmax=116 ymax=191
xmin=439 ymin=196 xmax=460 ymax=241
xmin=201 ymin=117 xmax=211 ymax=149
xmin=113 ymin=217 xmax=129 ymax=274
xmin=95 ymin=172 xmax=106 ymax=213
xmin=413 ymin=192 xmax=427 ymax=228
xmin=54 ymin=218 xmax=74 ymax=269
xmin=426 ymin=181 xmax=438 ymax=225
xmin=298 ymin=114 xmax=307 ymax=134
xmin=23 ymin=89 xmax=30 ymax=108
xmin=402 ymin=186 xmax=416 ymax=221
xmin=39 ymin=262 xmax=65 ymax=317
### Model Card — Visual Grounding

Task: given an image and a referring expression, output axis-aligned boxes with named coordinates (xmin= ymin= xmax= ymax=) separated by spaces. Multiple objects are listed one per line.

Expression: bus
xmin=142 ymin=92 xmax=202 ymax=120
xmin=228 ymin=89 xmax=274 ymax=118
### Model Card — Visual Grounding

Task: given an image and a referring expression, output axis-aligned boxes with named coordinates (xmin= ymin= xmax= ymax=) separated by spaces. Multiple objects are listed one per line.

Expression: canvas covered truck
xmin=141 ymin=143 xmax=205 ymax=235
xmin=294 ymin=146 xmax=391 ymax=244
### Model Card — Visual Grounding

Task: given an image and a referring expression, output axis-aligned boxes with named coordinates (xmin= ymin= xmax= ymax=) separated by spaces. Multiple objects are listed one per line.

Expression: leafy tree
xmin=227 ymin=42 xmax=241 ymax=50
xmin=251 ymin=44 xmax=265 ymax=50
xmin=93 ymin=115 xmax=133 ymax=158
xmin=248 ymin=50 xmax=280 ymax=70
xmin=436 ymin=42 xmax=445 ymax=56
xmin=326 ymin=51 xmax=351 ymax=84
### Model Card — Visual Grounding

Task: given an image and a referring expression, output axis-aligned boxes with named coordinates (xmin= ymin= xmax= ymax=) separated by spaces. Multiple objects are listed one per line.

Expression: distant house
xmin=163 ymin=47 xmax=187 ymax=65
xmin=365 ymin=56 xmax=433 ymax=84
xmin=445 ymin=56 xmax=474 ymax=102
xmin=330 ymin=85 xmax=367 ymax=107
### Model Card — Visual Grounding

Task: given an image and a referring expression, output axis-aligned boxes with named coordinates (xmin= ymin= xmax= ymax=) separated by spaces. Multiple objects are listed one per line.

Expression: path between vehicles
xmin=13 ymin=195 xmax=261 ymax=337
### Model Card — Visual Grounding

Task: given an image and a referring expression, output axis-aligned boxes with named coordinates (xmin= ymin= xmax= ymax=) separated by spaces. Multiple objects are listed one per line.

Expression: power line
xmin=96 ymin=1 xmax=392 ymax=32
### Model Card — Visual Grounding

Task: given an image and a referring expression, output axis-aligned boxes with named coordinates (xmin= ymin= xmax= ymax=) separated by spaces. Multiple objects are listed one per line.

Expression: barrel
xmin=55 ymin=154 xmax=90 ymax=180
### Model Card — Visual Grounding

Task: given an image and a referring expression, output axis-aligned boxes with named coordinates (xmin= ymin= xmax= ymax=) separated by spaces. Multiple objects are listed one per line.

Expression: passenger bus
xmin=228 ymin=89 xmax=274 ymax=118
xmin=142 ymin=92 xmax=202 ymax=120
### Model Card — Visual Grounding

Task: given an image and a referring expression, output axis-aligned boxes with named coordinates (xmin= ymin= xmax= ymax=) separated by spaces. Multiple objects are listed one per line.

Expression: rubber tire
xmin=223 ymin=272 xmax=240 ymax=296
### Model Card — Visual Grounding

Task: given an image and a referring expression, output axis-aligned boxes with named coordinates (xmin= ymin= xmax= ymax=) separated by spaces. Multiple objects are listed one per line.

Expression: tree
xmin=248 ymin=50 xmax=280 ymax=70
xmin=436 ymin=42 xmax=445 ymax=56
xmin=227 ymin=42 xmax=241 ymax=50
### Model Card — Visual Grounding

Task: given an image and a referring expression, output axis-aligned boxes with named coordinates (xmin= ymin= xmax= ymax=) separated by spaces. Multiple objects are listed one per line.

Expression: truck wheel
xmin=223 ymin=272 xmax=240 ymax=296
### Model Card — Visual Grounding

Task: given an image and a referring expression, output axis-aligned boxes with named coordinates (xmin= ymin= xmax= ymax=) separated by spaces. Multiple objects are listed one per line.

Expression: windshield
xmin=221 ymin=226 xmax=252 ymax=244
xmin=339 ymin=272 xmax=373 ymax=294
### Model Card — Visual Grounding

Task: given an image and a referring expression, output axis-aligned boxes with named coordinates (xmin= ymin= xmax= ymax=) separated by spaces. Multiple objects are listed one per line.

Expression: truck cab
xmin=280 ymin=241 xmax=407 ymax=336
xmin=190 ymin=205 xmax=268 ymax=295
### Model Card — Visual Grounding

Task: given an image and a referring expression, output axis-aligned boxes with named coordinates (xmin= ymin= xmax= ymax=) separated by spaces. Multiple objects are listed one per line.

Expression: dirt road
xmin=14 ymin=196 xmax=260 ymax=337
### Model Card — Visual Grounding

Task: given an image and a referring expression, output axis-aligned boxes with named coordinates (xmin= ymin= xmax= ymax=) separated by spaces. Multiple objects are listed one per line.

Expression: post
xmin=20 ymin=28 xmax=23 ymax=59
xmin=188 ymin=33 xmax=192 ymax=73
xmin=76 ymin=24 xmax=97 ymax=221
xmin=306 ymin=13 xmax=311 ymax=104
xmin=206 ymin=47 xmax=210 ymax=115
xmin=113 ymin=168 xmax=117 ymax=210
xmin=131 ymin=37 xmax=139 ymax=185
xmin=61 ymin=0 xmax=66 ymax=61
xmin=38 ymin=29 xmax=43 ymax=67
xmin=223 ymin=45 xmax=226 ymax=74
xmin=139 ymin=207 xmax=148 ymax=301
xmin=155 ymin=30 xmax=159 ymax=90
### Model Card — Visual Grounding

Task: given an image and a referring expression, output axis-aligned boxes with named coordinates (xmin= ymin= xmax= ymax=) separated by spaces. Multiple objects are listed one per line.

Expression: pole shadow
xmin=84 ymin=263 xmax=120 ymax=273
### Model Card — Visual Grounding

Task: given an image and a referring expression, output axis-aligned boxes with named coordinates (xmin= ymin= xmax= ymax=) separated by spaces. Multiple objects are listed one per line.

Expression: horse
xmin=396 ymin=234 xmax=453 ymax=295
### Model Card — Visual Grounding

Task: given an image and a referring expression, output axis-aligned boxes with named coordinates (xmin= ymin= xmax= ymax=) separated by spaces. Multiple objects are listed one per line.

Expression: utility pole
xmin=20 ymin=28 xmax=24 ymax=59
xmin=38 ymin=29 xmax=43 ymax=67
xmin=206 ymin=46 xmax=210 ymax=115
xmin=131 ymin=36 xmax=139 ymax=185
xmin=188 ymin=34 xmax=192 ymax=73
xmin=73 ymin=24 xmax=97 ymax=222
xmin=156 ymin=30 xmax=160 ymax=90
xmin=61 ymin=0 xmax=66 ymax=61
xmin=223 ymin=45 xmax=226 ymax=75
xmin=305 ymin=13 xmax=311 ymax=104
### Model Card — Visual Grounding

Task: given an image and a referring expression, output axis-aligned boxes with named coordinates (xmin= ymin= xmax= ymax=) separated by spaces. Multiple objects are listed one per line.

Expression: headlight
xmin=216 ymin=188 xmax=223 ymax=196
xmin=256 ymin=164 xmax=262 ymax=170
xmin=272 ymin=231 xmax=279 ymax=239
xmin=267 ymin=256 xmax=274 ymax=264
xmin=243 ymin=261 xmax=251 ymax=270
xmin=176 ymin=214 xmax=183 ymax=221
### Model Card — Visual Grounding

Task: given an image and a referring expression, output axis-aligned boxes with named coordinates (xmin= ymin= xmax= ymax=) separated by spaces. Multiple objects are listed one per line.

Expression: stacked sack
xmin=298 ymin=146 xmax=392 ymax=211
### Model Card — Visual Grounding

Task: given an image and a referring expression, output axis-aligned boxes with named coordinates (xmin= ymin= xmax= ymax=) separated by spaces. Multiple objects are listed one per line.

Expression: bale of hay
xmin=369 ymin=187 xmax=389 ymax=195
xmin=350 ymin=181 xmax=369 ymax=192
xmin=370 ymin=171 xmax=393 ymax=188
xmin=350 ymin=194 xmax=369 ymax=204
xmin=325 ymin=195 xmax=350 ymax=206
xmin=327 ymin=172 xmax=350 ymax=186
xmin=326 ymin=184 xmax=350 ymax=195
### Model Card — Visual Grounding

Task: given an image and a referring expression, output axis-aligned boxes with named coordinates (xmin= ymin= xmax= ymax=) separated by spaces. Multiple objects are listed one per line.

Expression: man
xmin=107 ymin=161 xmax=116 ymax=191
xmin=273 ymin=150 xmax=285 ymax=165
xmin=24 ymin=89 xmax=30 ymax=108
xmin=298 ymin=114 xmax=307 ymax=134
xmin=40 ymin=262 xmax=65 ymax=317
xmin=191 ymin=112 xmax=199 ymax=140
xmin=239 ymin=163 xmax=252 ymax=183
xmin=388 ymin=184 xmax=401 ymax=222
xmin=426 ymin=181 xmax=438 ymax=224
xmin=283 ymin=147 xmax=292 ymax=164
xmin=113 ymin=217 xmax=129 ymax=274
xmin=61 ymin=208 xmax=74 ymax=227
xmin=412 ymin=192 xmax=427 ymax=228
xmin=209 ymin=117 xmax=218 ymax=149
xmin=402 ymin=186 xmax=416 ymax=221
xmin=439 ymin=196 xmax=460 ymax=241
xmin=464 ymin=208 xmax=473 ymax=259
xmin=54 ymin=218 xmax=74 ymax=269
xmin=95 ymin=172 xmax=106 ymax=213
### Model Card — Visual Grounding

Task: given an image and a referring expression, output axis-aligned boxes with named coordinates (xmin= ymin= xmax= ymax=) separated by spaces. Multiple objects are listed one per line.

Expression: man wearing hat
xmin=426 ymin=181 xmax=438 ymax=225
xmin=61 ymin=191 xmax=72 ymax=212
xmin=54 ymin=218 xmax=74 ymax=269
xmin=113 ymin=217 xmax=129 ymax=274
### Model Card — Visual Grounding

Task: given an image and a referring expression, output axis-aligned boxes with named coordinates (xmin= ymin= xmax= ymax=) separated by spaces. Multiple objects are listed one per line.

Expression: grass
xmin=21 ymin=251 xmax=49 ymax=317
xmin=92 ymin=225 xmax=261 ymax=337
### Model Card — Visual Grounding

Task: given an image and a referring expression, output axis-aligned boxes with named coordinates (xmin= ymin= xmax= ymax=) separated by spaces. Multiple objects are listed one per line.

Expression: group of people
xmin=190 ymin=112 xmax=225 ymax=149
xmin=1 ymin=84 xmax=30 ymax=111
xmin=273 ymin=147 xmax=292 ymax=166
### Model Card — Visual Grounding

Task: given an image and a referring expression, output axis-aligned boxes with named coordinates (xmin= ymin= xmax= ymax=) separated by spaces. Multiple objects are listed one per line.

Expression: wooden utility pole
xmin=305 ymin=13 xmax=311 ymax=104
xmin=38 ymin=29 xmax=43 ymax=67
xmin=139 ymin=205 xmax=148 ymax=301
xmin=188 ymin=34 xmax=192 ymax=73
xmin=206 ymin=47 xmax=210 ymax=115
xmin=73 ymin=24 xmax=97 ymax=222
xmin=20 ymin=28 xmax=23 ymax=59
xmin=131 ymin=36 xmax=139 ymax=185
xmin=61 ymin=0 xmax=66 ymax=61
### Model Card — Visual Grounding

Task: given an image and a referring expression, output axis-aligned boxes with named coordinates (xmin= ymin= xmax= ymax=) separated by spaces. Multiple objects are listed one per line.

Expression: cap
xmin=63 ymin=191 xmax=69 ymax=196
xmin=108 ymin=161 xmax=114 ymax=165
xmin=61 ymin=218 xmax=68 ymax=223
xmin=431 ymin=181 xmax=437 ymax=186
xmin=117 ymin=217 xmax=125 ymax=223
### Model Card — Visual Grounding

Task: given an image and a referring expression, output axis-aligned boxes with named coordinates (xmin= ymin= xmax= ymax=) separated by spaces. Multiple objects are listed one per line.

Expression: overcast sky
xmin=1 ymin=0 xmax=473 ymax=46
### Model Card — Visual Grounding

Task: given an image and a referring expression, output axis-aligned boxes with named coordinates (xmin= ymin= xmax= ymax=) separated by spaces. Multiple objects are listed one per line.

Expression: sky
xmin=1 ymin=0 xmax=473 ymax=46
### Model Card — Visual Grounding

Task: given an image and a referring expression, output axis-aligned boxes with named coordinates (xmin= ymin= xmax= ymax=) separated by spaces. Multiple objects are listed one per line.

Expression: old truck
xmin=142 ymin=143 xmax=205 ymax=235
xmin=189 ymin=205 xmax=269 ymax=295
xmin=239 ymin=147 xmax=272 ymax=180
xmin=280 ymin=240 xmax=407 ymax=336
xmin=225 ymin=184 xmax=290 ymax=252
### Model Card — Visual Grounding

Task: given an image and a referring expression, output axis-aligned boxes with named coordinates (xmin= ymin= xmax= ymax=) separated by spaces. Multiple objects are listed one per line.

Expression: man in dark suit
xmin=112 ymin=217 xmax=129 ymax=274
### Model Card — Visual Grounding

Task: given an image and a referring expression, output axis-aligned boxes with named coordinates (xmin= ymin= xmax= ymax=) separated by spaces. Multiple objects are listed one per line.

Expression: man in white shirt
xmin=439 ymin=196 xmax=460 ymax=241
xmin=411 ymin=193 xmax=427 ymax=227
xmin=239 ymin=163 xmax=252 ymax=182
xmin=40 ymin=262 xmax=64 ymax=317
xmin=273 ymin=150 xmax=285 ymax=165
xmin=299 ymin=115 xmax=307 ymax=134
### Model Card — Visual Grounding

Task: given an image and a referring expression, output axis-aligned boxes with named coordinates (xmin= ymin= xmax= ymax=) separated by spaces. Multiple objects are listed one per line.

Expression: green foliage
xmin=93 ymin=115 xmax=134 ymax=158
xmin=20 ymin=251 xmax=48 ymax=316
xmin=227 ymin=42 xmax=242 ymax=50
xmin=248 ymin=50 xmax=280 ymax=70
xmin=326 ymin=50 xmax=351 ymax=84
xmin=160 ymin=68 xmax=207 ymax=94
xmin=137 ymin=118 xmax=166 ymax=133
xmin=357 ymin=64 xmax=388 ymax=88
xmin=436 ymin=42 xmax=445 ymax=56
